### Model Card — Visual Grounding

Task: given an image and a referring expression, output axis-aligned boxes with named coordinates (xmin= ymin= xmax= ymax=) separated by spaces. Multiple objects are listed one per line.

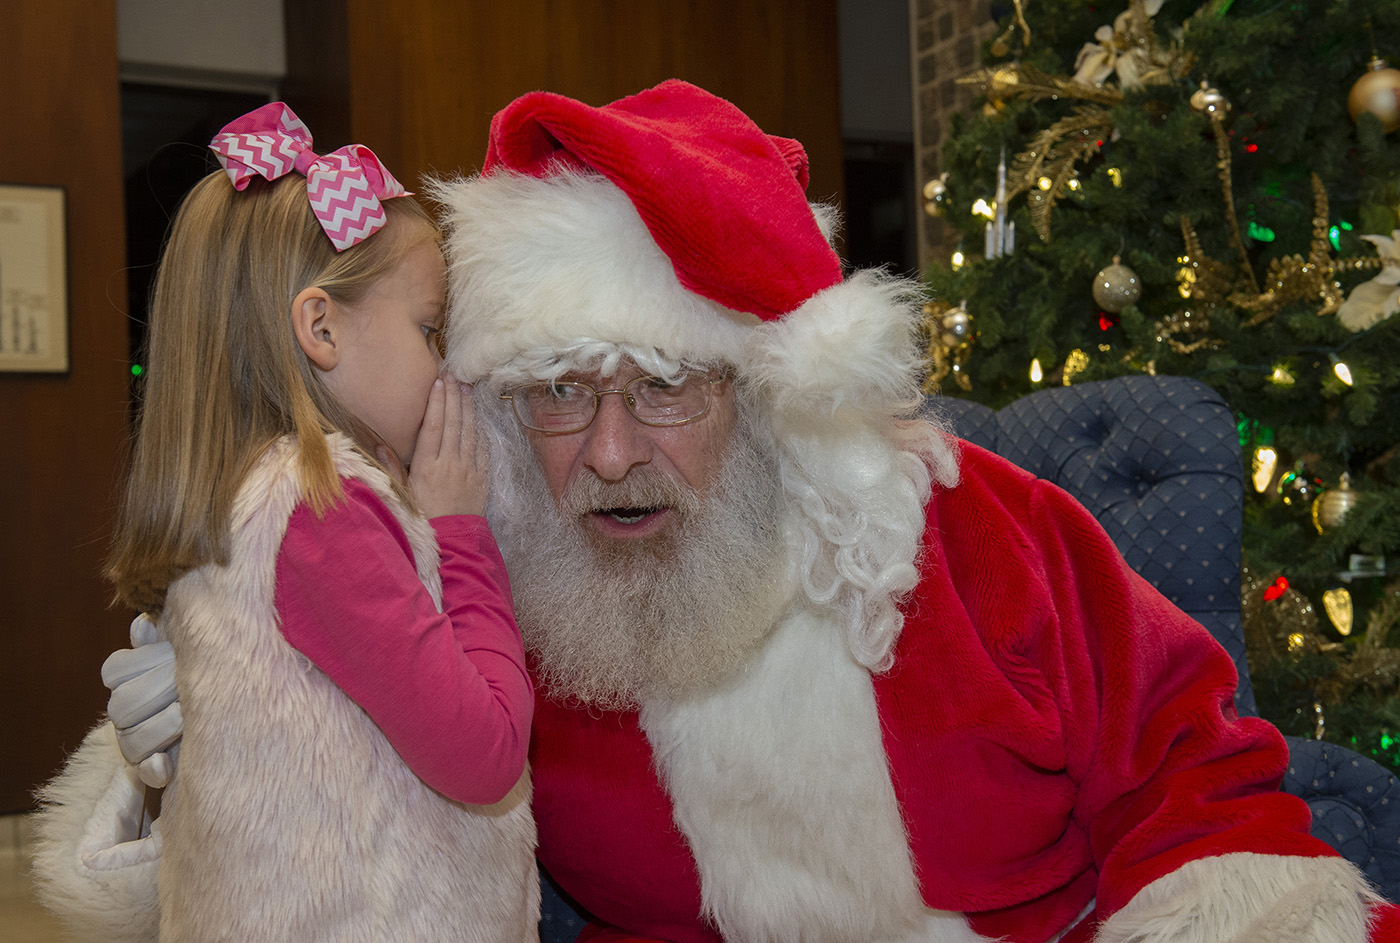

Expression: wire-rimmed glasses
xmin=500 ymin=371 xmax=724 ymax=434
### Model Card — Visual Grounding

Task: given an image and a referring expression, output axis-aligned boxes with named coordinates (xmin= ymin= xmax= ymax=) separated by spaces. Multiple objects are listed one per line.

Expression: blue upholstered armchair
xmin=929 ymin=374 xmax=1400 ymax=902
xmin=538 ymin=373 xmax=1400 ymax=941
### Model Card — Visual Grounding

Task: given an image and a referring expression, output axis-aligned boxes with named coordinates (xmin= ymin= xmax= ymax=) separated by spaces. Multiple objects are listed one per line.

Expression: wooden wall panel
xmin=0 ymin=0 xmax=131 ymax=810
xmin=288 ymin=0 xmax=842 ymax=210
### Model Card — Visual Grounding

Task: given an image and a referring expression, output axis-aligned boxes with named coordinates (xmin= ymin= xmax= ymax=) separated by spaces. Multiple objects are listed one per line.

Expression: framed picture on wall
xmin=0 ymin=183 xmax=69 ymax=373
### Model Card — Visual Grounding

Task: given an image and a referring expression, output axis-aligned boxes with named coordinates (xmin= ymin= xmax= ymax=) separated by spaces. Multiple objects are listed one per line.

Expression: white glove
xmin=101 ymin=613 xmax=181 ymax=788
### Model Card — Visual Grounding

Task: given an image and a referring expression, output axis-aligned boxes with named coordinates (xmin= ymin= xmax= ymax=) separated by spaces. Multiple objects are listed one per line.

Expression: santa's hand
xmin=101 ymin=613 xmax=182 ymax=788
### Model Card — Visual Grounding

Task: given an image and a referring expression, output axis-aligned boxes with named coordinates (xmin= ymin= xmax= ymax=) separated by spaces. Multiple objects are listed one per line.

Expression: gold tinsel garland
xmin=955 ymin=65 xmax=1126 ymax=242
xmin=1183 ymin=174 xmax=1382 ymax=331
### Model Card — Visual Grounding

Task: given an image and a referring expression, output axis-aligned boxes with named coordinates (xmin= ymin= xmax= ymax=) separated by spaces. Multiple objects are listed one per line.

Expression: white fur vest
xmin=129 ymin=435 xmax=536 ymax=942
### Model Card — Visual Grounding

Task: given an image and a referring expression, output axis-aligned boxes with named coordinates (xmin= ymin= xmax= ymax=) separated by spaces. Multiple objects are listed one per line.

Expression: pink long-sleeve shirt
xmin=274 ymin=478 xmax=532 ymax=805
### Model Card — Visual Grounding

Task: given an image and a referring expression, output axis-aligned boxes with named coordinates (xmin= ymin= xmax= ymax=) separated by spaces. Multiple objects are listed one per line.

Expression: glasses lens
xmin=516 ymin=382 xmax=595 ymax=431
xmin=627 ymin=373 xmax=710 ymax=425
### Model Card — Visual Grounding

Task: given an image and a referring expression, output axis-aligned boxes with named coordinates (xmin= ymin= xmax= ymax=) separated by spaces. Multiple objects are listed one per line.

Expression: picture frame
xmin=0 ymin=183 xmax=69 ymax=372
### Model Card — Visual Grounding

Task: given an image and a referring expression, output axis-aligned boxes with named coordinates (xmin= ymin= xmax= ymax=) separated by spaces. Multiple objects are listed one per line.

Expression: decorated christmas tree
xmin=924 ymin=0 xmax=1400 ymax=768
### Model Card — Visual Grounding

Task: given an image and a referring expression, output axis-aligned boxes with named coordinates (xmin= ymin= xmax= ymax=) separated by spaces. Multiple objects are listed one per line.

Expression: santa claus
xmin=427 ymin=80 xmax=1398 ymax=942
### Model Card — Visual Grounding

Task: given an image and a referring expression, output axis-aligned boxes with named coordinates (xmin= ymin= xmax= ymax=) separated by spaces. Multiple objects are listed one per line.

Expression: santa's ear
xmin=291 ymin=287 xmax=338 ymax=370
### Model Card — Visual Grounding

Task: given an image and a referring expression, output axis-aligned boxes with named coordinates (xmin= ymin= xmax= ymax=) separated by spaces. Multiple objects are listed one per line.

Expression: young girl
xmin=33 ymin=103 xmax=538 ymax=942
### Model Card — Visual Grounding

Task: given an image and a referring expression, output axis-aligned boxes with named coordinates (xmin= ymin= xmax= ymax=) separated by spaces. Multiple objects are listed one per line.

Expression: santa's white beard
xmin=487 ymin=403 xmax=791 ymax=710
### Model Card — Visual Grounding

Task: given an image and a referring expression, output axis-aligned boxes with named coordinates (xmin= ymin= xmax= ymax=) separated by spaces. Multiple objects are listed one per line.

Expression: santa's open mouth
xmin=597 ymin=505 xmax=665 ymax=525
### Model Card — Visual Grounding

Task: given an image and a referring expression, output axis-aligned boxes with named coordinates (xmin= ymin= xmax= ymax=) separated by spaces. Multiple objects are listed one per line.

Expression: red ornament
xmin=1098 ymin=311 xmax=1119 ymax=331
xmin=1262 ymin=576 xmax=1289 ymax=602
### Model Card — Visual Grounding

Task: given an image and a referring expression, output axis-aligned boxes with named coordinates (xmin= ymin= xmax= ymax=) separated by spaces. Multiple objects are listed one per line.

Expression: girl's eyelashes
xmin=423 ymin=324 xmax=446 ymax=357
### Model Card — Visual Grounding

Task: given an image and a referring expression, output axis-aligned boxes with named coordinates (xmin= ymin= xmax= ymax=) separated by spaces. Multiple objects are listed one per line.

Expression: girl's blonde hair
xmin=107 ymin=170 xmax=437 ymax=613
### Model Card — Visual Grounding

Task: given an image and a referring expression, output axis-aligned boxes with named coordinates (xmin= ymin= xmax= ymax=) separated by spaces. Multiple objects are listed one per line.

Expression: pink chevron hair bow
xmin=208 ymin=102 xmax=411 ymax=252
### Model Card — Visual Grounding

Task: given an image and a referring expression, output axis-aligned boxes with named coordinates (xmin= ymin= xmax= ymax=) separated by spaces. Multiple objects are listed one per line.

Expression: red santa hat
xmin=433 ymin=80 xmax=926 ymax=414
xmin=481 ymin=79 xmax=843 ymax=320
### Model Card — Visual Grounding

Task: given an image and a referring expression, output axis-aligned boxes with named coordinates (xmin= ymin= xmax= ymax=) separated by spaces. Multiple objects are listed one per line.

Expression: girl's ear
xmin=291 ymin=287 xmax=338 ymax=370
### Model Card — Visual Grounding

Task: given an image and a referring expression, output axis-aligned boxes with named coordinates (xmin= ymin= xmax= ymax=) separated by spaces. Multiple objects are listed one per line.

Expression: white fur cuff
xmin=31 ymin=722 xmax=161 ymax=943
xmin=1096 ymin=852 xmax=1381 ymax=943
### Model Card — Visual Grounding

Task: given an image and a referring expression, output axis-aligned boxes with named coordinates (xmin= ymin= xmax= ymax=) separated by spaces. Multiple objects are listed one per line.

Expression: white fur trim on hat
xmin=430 ymin=170 xmax=931 ymax=397
xmin=430 ymin=170 xmax=758 ymax=380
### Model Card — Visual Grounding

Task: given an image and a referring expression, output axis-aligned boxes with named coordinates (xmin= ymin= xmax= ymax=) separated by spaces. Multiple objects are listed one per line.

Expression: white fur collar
xmin=639 ymin=603 xmax=993 ymax=943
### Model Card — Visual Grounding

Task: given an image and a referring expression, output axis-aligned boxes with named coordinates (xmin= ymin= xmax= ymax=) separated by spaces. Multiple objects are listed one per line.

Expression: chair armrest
xmin=1282 ymin=735 xmax=1400 ymax=901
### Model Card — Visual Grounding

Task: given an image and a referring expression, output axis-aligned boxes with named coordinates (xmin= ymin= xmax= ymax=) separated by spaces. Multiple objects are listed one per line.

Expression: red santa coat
xmin=529 ymin=443 xmax=1388 ymax=943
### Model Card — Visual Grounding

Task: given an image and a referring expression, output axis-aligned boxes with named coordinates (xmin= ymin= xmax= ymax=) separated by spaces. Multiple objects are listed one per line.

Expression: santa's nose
xmin=578 ymin=391 xmax=656 ymax=482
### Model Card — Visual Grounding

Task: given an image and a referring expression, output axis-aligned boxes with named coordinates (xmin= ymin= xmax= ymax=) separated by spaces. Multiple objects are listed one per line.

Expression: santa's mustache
xmin=559 ymin=466 xmax=702 ymax=519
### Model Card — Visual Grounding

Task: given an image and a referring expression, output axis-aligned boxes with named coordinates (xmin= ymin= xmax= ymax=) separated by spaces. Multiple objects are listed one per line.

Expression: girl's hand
xmin=406 ymin=376 xmax=489 ymax=518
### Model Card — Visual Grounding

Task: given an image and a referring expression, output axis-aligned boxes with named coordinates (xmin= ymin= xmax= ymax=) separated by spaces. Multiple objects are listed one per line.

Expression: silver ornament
xmin=1348 ymin=58 xmax=1400 ymax=133
xmin=1092 ymin=259 xmax=1142 ymax=313
xmin=939 ymin=301 xmax=974 ymax=349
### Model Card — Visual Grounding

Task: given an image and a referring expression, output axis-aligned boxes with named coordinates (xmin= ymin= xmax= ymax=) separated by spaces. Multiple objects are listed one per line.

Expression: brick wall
xmin=912 ymin=0 xmax=997 ymax=269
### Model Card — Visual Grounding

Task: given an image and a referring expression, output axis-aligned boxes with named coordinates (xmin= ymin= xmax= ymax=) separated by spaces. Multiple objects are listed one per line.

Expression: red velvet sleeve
xmin=1019 ymin=474 xmax=1340 ymax=920
xmin=275 ymin=478 xmax=532 ymax=804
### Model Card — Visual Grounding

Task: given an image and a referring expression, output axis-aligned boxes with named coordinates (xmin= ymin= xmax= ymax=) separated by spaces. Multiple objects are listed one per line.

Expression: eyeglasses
xmin=500 ymin=371 xmax=725 ymax=434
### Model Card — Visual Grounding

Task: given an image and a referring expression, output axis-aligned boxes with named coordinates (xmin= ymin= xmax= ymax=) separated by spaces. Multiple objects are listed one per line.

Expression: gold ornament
xmin=1348 ymin=57 xmax=1400 ymax=133
xmin=1234 ymin=175 xmax=1348 ymax=322
xmin=923 ymin=300 xmax=977 ymax=393
xmin=1092 ymin=257 xmax=1143 ymax=312
xmin=954 ymin=5 xmax=1192 ymax=242
xmin=922 ymin=173 xmax=948 ymax=217
xmin=1189 ymin=81 xmax=1230 ymax=117
xmin=1312 ymin=472 xmax=1359 ymax=533
xmin=1322 ymin=587 xmax=1354 ymax=637
xmin=1242 ymin=567 xmax=1326 ymax=667
xmin=940 ymin=304 xmax=974 ymax=349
